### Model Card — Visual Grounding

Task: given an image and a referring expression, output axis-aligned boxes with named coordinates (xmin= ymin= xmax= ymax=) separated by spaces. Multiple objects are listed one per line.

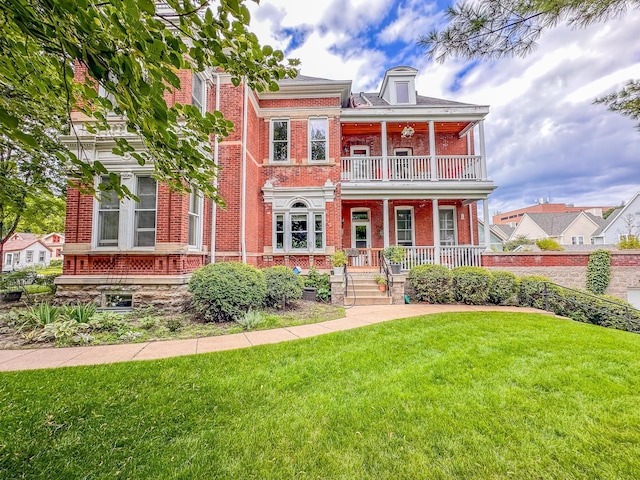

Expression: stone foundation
xmin=55 ymin=275 xmax=193 ymax=312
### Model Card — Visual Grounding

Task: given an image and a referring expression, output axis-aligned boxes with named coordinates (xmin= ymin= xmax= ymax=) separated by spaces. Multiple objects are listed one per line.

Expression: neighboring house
xmin=478 ymin=220 xmax=509 ymax=251
xmin=493 ymin=202 xmax=613 ymax=227
xmin=58 ymin=65 xmax=496 ymax=308
xmin=40 ymin=233 xmax=65 ymax=260
xmin=2 ymin=233 xmax=52 ymax=272
xmin=592 ymin=192 xmax=640 ymax=244
xmin=507 ymin=212 xmax=605 ymax=246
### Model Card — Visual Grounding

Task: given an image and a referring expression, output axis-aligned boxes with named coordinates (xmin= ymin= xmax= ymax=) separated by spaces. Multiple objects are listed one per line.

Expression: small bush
xmin=536 ymin=238 xmax=564 ymax=251
xmin=264 ymin=266 xmax=304 ymax=308
xmin=166 ymin=319 xmax=182 ymax=332
xmin=62 ymin=302 xmax=97 ymax=323
xmin=518 ymin=276 xmax=564 ymax=313
xmin=488 ymin=271 xmax=519 ymax=305
xmin=39 ymin=320 xmax=88 ymax=343
xmin=25 ymin=303 xmax=60 ymax=328
xmin=188 ymin=262 xmax=266 ymax=322
xmin=407 ymin=264 xmax=453 ymax=304
xmin=237 ymin=309 xmax=263 ymax=331
xmin=617 ymin=236 xmax=640 ymax=249
xmin=452 ymin=267 xmax=492 ymax=305
xmin=304 ymin=266 xmax=330 ymax=302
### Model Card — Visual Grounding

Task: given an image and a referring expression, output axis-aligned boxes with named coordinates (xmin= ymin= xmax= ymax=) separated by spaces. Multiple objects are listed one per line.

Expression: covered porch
xmin=340 ymin=196 xmax=494 ymax=271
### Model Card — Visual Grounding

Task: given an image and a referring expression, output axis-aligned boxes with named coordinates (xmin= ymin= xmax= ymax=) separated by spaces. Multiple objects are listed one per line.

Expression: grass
xmin=2 ymin=312 xmax=640 ymax=478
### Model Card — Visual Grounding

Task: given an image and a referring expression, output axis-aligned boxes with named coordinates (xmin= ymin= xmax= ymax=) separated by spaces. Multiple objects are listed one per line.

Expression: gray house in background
xmin=591 ymin=192 xmax=640 ymax=244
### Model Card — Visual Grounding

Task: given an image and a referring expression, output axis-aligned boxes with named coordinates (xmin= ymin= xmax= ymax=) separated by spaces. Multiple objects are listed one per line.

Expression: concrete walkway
xmin=0 ymin=304 xmax=546 ymax=372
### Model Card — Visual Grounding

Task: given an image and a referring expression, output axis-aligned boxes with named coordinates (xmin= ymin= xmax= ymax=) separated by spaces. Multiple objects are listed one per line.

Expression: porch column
xmin=479 ymin=120 xmax=487 ymax=180
xmin=483 ymin=197 xmax=491 ymax=251
xmin=469 ymin=203 xmax=475 ymax=245
xmin=429 ymin=120 xmax=437 ymax=181
xmin=432 ymin=198 xmax=440 ymax=264
xmin=381 ymin=121 xmax=388 ymax=181
xmin=383 ymin=198 xmax=390 ymax=247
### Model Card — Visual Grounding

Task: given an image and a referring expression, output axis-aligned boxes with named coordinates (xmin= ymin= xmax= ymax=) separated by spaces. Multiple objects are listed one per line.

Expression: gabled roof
xmin=492 ymin=224 xmax=515 ymax=241
xmin=592 ymin=191 xmax=640 ymax=237
xmin=3 ymin=237 xmax=51 ymax=253
xmin=523 ymin=212 xmax=603 ymax=237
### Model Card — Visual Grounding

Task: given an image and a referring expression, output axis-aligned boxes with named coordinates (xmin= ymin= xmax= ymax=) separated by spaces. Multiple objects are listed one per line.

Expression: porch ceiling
xmin=340 ymin=121 xmax=472 ymax=136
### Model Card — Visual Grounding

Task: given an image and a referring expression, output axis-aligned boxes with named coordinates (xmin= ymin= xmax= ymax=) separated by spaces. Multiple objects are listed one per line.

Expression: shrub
xmin=166 ymin=318 xmax=182 ymax=332
xmin=25 ymin=303 xmax=60 ymax=328
xmin=536 ymin=238 xmax=564 ymax=251
xmin=595 ymin=295 xmax=640 ymax=332
xmin=503 ymin=235 xmax=535 ymax=252
xmin=617 ymin=236 xmax=640 ymax=249
xmin=452 ymin=267 xmax=492 ymax=304
xmin=39 ymin=320 xmax=88 ymax=343
xmin=488 ymin=270 xmax=519 ymax=305
xmin=304 ymin=266 xmax=330 ymax=302
xmin=237 ymin=309 xmax=264 ymax=331
xmin=518 ymin=276 xmax=564 ymax=313
xmin=406 ymin=264 xmax=453 ymax=304
xmin=263 ymin=266 xmax=304 ymax=308
xmin=188 ymin=262 xmax=266 ymax=322
xmin=586 ymin=249 xmax=611 ymax=294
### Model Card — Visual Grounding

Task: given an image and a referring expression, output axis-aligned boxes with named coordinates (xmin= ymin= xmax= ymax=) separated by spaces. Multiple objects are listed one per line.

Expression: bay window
xmin=273 ymin=201 xmax=324 ymax=252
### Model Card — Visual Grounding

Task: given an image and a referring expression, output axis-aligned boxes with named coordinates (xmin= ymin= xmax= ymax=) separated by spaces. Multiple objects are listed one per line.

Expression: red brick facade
xmin=60 ymin=67 xmax=492 ymax=303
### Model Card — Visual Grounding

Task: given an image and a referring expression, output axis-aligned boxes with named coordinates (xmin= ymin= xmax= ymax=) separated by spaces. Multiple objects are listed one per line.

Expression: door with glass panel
xmin=351 ymin=210 xmax=370 ymax=266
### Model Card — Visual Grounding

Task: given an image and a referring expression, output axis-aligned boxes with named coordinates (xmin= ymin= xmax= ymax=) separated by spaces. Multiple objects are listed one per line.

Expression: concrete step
xmin=344 ymin=295 xmax=393 ymax=306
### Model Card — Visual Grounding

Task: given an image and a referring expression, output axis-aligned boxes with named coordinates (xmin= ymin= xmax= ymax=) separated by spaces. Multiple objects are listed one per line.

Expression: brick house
xmin=57 ymin=65 xmax=496 ymax=308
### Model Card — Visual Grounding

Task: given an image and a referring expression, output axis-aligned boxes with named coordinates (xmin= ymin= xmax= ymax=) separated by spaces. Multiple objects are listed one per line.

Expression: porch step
xmin=344 ymin=295 xmax=392 ymax=306
xmin=343 ymin=274 xmax=392 ymax=306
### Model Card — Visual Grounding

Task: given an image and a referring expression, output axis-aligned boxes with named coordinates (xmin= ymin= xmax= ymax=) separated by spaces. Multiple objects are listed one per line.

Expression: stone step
xmin=344 ymin=295 xmax=393 ymax=306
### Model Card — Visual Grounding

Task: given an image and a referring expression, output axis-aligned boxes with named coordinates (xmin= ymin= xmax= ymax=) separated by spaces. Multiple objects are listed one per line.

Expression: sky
xmin=246 ymin=0 xmax=640 ymax=217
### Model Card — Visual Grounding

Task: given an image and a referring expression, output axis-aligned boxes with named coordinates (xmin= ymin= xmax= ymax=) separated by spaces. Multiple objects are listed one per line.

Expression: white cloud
xmin=247 ymin=0 xmax=640 ymax=213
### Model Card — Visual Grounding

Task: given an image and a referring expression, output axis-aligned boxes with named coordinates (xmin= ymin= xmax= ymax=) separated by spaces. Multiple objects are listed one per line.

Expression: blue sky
xmin=247 ymin=0 xmax=640 ymax=217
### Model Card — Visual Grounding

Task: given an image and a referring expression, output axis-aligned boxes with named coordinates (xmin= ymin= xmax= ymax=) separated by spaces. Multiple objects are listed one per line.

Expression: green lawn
xmin=2 ymin=312 xmax=640 ymax=479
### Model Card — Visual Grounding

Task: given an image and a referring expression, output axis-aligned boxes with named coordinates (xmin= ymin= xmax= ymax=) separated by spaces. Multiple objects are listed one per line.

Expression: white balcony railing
xmin=345 ymin=246 xmax=485 ymax=270
xmin=340 ymin=155 xmax=484 ymax=182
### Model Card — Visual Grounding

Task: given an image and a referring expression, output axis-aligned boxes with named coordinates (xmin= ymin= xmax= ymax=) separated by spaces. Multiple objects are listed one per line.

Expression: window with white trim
xmin=5 ymin=253 xmax=13 ymax=265
xmin=38 ymin=251 xmax=45 ymax=262
xmin=97 ymin=175 xmax=121 ymax=247
xmin=188 ymin=189 xmax=202 ymax=249
xmin=26 ymin=250 xmax=33 ymax=262
xmin=192 ymin=73 xmax=206 ymax=114
xmin=571 ymin=236 xmax=584 ymax=245
xmin=439 ymin=207 xmax=457 ymax=245
xmin=271 ymin=119 xmax=289 ymax=162
xmin=309 ymin=117 xmax=328 ymax=162
xmin=396 ymin=81 xmax=409 ymax=103
xmin=395 ymin=208 xmax=414 ymax=246
xmin=134 ymin=176 xmax=157 ymax=247
xmin=94 ymin=173 xmax=157 ymax=249
xmin=273 ymin=200 xmax=325 ymax=252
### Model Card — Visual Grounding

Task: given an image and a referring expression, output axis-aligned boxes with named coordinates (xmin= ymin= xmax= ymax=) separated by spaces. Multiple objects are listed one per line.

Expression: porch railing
xmin=340 ymin=155 xmax=483 ymax=182
xmin=346 ymin=246 xmax=485 ymax=270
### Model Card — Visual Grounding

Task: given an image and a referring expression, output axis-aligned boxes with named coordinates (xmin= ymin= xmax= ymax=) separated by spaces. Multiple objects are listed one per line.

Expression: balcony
xmin=340 ymin=155 xmax=483 ymax=182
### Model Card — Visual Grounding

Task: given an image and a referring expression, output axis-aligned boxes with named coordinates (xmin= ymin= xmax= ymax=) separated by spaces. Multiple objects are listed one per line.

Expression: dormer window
xmin=396 ymin=82 xmax=409 ymax=103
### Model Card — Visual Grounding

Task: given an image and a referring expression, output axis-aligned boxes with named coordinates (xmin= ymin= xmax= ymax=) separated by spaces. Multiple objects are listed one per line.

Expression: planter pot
xmin=1 ymin=291 xmax=22 ymax=302
xmin=333 ymin=266 xmax=344 ymax=276
xmin=378 ymin=284 xmax=387 ymax=292
xmin=391 ymin=264 xmax=402 ymax=274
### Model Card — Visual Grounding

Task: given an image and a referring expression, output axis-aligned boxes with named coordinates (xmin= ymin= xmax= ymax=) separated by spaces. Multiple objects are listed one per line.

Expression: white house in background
xmin=40 ymin=233 xmax=65 ymax=260
xmin=2 ymin=233 xmax=52 ymax=272
xmin=591 ymin=192 xmax=640 ymax=244
xmin=508 ymin=211 xmax=605 ymax=246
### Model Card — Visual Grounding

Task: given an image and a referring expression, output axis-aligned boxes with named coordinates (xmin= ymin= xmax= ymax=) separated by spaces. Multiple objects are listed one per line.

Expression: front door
xmin=351 ymin=210 xmax=371 ymax=266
